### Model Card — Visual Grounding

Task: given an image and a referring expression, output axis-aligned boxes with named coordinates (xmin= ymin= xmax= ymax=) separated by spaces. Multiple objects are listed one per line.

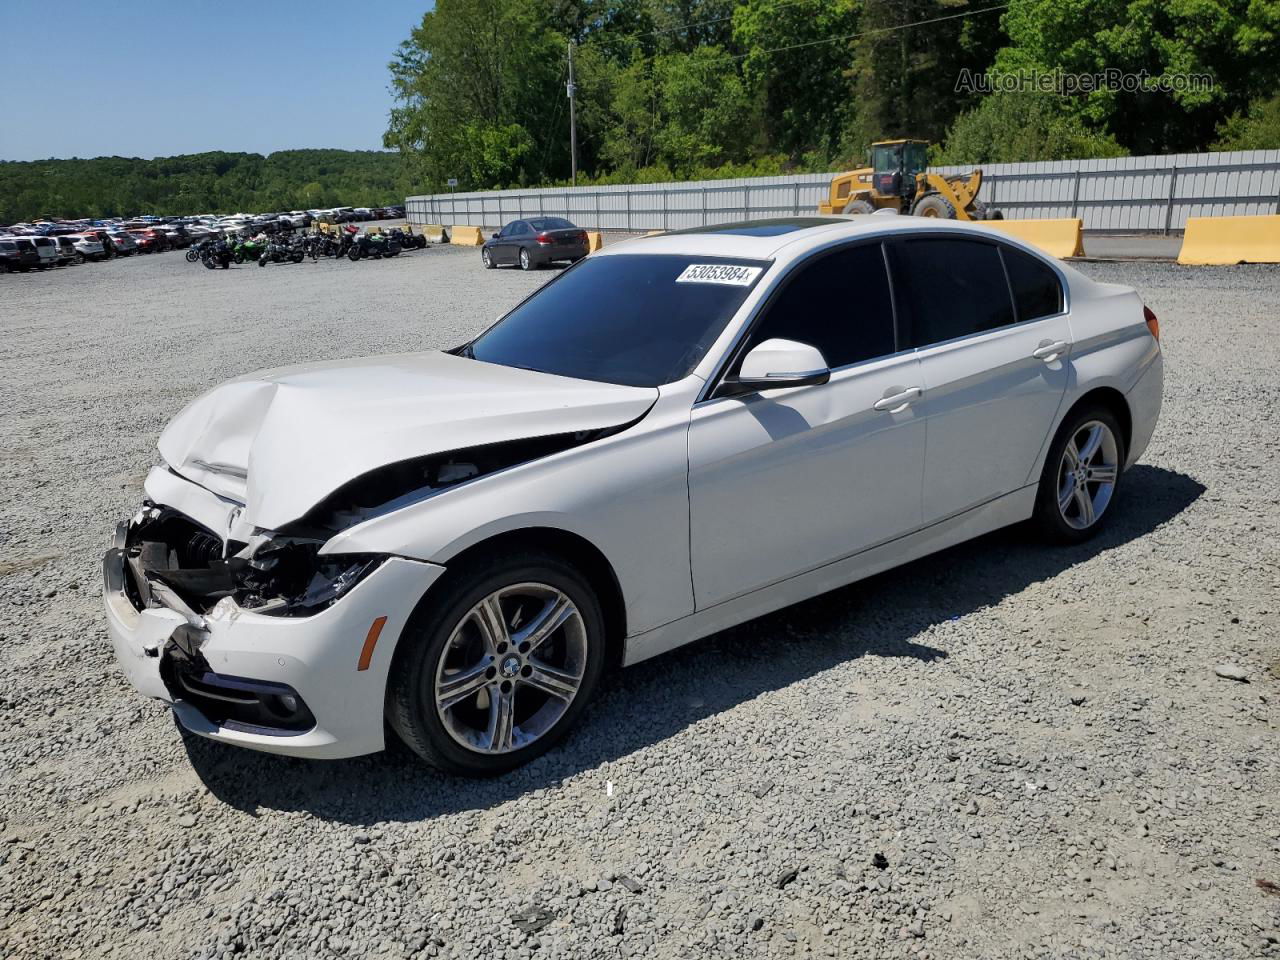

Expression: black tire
xmin=519 ymin=247 xmax=533 ymax=271
xmin=348 ymin=247 xmax=362 ymax=262
xmin=911 ymin=193 xmax=956 ymax=218
xmin=203 ymin=258 xmax=217 ymax=270
xmin=386 ymin=550 xmax=607 ymax=776
xmin=481 ymin=248 xmax=494 ymax=269
xmin=1032 ymin=405 xmax=1126 ymax=544
xmin=185 ymin=249 xmax=199 ymax=262
xmin=846 ymin=199 xmax=875 ymax=215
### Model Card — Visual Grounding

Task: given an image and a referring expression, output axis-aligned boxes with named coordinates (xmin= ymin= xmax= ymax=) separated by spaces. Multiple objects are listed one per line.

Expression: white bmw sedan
xmin=104 ymin=216 xmax=1163 ymax=774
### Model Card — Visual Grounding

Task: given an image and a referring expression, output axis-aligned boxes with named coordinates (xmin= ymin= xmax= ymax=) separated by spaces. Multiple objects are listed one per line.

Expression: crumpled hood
xmin=157 ymin=351 xmax=657 ymax=530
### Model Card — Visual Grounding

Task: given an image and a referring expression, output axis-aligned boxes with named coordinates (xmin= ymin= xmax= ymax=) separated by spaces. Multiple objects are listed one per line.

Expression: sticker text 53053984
xmin=675 ymin=263 xmax=763 ymax=286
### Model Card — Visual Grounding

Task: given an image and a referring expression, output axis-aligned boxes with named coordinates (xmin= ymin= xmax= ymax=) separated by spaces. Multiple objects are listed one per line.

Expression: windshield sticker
xmin=675 ymin=263 xmax=763 ymax=286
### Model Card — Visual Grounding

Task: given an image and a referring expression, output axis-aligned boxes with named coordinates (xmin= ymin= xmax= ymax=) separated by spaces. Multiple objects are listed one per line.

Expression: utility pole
xmin=567 ymin=41 xmax=578 ymax=187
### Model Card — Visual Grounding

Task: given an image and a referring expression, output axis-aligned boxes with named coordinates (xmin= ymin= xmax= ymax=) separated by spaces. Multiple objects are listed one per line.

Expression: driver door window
xmin=688 ymin=241 xmax=925 ymax=608
xmin=736 ymin=243 xmax=897 ymax=371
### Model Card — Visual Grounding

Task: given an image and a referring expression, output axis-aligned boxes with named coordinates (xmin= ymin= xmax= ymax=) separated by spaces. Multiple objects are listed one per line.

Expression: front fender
xmin=319 ymin=396 xmax=696 ymax=637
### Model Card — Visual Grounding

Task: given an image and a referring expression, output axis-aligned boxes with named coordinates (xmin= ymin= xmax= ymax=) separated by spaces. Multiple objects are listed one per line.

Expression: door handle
xmin=873 ymin=386 xmax=922 ymax=413
xmin=1032 ymin=340 xmax=1070 ymax=362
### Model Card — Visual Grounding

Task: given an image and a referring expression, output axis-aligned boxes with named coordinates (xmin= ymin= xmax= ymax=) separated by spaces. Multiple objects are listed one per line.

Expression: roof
xmin=596 ymin=215 xmax=1022 ymax=263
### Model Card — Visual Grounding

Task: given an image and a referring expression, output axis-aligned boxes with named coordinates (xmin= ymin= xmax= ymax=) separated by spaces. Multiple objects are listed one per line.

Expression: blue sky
xmin=0 ymin=1 xmax=432 ymax=161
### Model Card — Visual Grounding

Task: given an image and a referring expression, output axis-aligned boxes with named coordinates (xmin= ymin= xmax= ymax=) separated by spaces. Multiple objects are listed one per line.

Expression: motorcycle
xmin=386 ymin=227 xmax=426 ymax=250
xmin=200 ymin=239 xmax=232 ymax=270
xmin=187 ymin=238 xmax=217 ymax=263
xmin=258 ymin=236 xmax=306 ymax=266
xmin=347 ymin=233 xmax=401 ymax=261
xmin=232 ymin=237 xmax=268 ymax=264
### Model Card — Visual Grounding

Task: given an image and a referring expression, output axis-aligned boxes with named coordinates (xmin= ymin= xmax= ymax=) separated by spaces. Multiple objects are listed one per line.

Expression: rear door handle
xmin=873 ymin=386 xmax=922 ymax=413
xmin=1032 ymin=340 xmax=1070 ymax=362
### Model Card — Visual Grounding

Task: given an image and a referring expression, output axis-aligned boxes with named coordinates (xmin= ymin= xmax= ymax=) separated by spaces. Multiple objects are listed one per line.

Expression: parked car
xmin=54 ymin=236 xmax=80 ymax=265
xmin=104 ymin=217 xmax=1163 ymax=774
xmin=482 ymin=217 xmax=590 ymax=271
xmin=71 ymin=233 xmax=106 ymax=261
xmin=80 ymin=229 xmax=118 ymax=257
xmin=128 ymin=229 xmax=167 ymax=253
xmin=31 ymin=236 xmax=58 ymax=268
xmin=0 ymin=238 xmax=41 ymax=272
xmin=106 ymin=232 xmax=138 ymax=256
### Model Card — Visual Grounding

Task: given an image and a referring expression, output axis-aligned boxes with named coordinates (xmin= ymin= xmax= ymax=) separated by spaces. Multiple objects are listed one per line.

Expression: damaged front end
xmin=104 ymin=504 xmax=384 ymax=735
xmin=116 ymin=503 xmax=383 ymax=619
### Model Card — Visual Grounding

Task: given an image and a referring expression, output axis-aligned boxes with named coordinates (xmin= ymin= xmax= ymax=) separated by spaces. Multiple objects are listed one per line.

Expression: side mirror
xmin=716 ymin=338 xmax=830 ymax=398
xmin=491 ymin=232 xmax=500 ymax=239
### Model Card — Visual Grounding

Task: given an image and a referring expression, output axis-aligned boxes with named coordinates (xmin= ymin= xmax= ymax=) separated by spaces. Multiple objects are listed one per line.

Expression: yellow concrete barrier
xmin=1177 ymin=214 xmax=1280 ymax=265
xmin=977 ymin=218 xmax=1085 ymax=259
xmin=365 ymin=226 xmax=382 ymax=235
xmin=420 ymin=223 xmax=448 ymax=243
xmin=450 ymin=225 xmax=485 ymax=246
xmin=587 ymin=231 xmax=604 ymax=252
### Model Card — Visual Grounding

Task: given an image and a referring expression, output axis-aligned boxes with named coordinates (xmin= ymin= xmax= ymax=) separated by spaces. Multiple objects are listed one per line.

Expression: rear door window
xmin=892 ymin=237 xmax=1015 ymax=348
xmin=1001 ymin=246 xmax=1064 ymax=322
xmin=740 ymin=242 xmax=896 ymax=370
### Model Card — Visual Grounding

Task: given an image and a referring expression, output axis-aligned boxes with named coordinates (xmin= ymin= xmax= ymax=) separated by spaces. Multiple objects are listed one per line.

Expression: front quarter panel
xmin=322 ymin=385 xmax=699 ymax=637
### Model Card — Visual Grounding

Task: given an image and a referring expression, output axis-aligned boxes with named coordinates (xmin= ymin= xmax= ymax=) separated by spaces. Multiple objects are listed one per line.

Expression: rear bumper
xmin=531 ymin=243 xmax=588 ymax=263
xmin=1125 ymin=348 xmax=1163 ymax=467
xmin=104 ymin=530 xmax=447 ymax=759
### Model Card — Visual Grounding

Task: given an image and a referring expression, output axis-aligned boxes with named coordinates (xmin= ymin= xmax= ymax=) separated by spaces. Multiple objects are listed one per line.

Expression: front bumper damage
xmin=104 ymin=467 xmax=445 ymax=759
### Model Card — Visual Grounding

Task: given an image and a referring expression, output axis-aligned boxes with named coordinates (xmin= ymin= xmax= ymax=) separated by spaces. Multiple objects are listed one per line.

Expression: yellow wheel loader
xmin=819 ymin=139 xmax=1002 ymax=221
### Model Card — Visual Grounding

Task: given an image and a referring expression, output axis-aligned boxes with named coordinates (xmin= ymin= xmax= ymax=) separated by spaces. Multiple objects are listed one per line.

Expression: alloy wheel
xmin=1056 ymin=420 xmax=1119 ymax=530
xmin=433 ymin=582 xmax=587 ymax=755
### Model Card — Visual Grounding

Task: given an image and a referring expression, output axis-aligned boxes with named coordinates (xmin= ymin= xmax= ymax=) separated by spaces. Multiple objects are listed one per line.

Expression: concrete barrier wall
xmin=407 ymin=150 xmax=1280 ymax=235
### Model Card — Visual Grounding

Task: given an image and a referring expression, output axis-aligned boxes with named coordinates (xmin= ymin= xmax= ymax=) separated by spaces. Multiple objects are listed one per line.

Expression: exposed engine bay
xmin=124 ymin=430 xmax=621 ymax=618
xmin=120 ymin=504 xmax=383 ymax=618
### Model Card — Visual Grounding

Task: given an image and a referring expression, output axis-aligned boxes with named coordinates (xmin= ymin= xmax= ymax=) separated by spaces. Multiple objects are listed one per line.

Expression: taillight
xmin=578 ymin=231 xmax=588 ymax=243
xmin=1143 ymin=304 xmax=1160 ymax=342
xmin=536 ymin=233 xmax=552 ymax=245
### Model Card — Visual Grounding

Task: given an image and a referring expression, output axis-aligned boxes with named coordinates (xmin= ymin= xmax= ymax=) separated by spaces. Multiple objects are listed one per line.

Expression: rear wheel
xmin=1033 ymin=407 xmax=1125 ymax=543
xmin=912 ymin=193 xmax=956 ymax=218
xmin=519 ymin=248 xmax=533 ymax=271
xmin=386 ymin=551 xmax=606 ymax=776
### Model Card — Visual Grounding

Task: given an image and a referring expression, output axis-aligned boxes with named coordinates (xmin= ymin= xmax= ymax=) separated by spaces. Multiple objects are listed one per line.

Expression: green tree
xmin=932 ymin=90 xmax=1128 ymax=163
xmin=995 ymin=0 xmax=1280 ymax=154
xmin=1213 ymin=93 xmax=1280 ymax=149
xmin=845 ymin=0 xmax=1008 ymax=158
xmin=384 ymin=0 xmax=567 ymax=191
xmin=733 ymin=0 xmax=860 ymax=163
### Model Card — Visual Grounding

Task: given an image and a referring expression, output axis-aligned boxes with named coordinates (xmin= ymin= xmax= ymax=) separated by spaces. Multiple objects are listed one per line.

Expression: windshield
xmin=528 ymin=217 xmax=575 ymax=231
xmin=466 ymin=254 xmax=769 ymax=387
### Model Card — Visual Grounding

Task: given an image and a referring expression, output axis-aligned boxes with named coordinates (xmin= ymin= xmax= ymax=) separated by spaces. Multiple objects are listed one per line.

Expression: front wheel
xmin=1032 ymin=407 xmax=1126 ymax=544
xmin=912 ymin=193 xmax=956 ymax=218
xmin=347 ymin=247 xmax=362 ymax=261
xmin=481 ymin=248 xmax=494 ymax=269
xmin=185 ymin=249 xmax=199 ymax=262
xmin=386 ymin=551 xmax=606 ymax=776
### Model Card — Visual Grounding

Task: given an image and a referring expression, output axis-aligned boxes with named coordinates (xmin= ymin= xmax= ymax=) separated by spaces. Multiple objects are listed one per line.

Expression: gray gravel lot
xmin=1 ymin=245 xmax=1277 ymax=960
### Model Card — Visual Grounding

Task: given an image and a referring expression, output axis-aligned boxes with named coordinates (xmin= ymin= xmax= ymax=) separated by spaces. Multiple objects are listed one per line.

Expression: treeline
xmin=0 ymin=150 xmax=414 ymax=224
xmin=384 ymin=0 xmax=1280 ymax=193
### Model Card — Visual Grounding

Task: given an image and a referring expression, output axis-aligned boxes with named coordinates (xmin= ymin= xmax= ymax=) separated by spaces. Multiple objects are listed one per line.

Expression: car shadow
xmin=182 ymin=464 xmax=1203 ymax=824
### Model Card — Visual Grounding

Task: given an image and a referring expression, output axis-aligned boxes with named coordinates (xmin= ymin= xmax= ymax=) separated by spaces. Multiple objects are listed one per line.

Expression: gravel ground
xmin=1 ymin=245 xmax=1277 ymax=960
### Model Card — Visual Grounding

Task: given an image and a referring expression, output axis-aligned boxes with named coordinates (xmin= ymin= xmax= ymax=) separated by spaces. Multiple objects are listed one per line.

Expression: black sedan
xmin=481 ymin=217 xmax=590 ymax=270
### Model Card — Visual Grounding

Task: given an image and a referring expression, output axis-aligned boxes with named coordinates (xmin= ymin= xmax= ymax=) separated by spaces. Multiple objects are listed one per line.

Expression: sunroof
xmin=671 ymin=217 xmax=842 ymax=237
